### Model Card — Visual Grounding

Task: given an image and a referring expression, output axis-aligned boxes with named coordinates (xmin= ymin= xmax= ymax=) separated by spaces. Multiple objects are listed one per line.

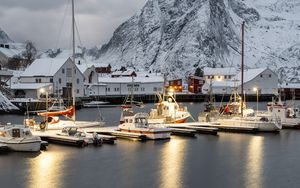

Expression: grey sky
xmin=0 ymin=0 xmax=147 ymax=50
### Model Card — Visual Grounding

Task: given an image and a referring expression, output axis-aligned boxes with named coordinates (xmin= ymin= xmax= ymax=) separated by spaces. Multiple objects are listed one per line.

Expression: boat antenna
xmin=241 ymin=21 xmax=245 ymax=117
xmin=71 ymin=0 xmax=76 ymax=122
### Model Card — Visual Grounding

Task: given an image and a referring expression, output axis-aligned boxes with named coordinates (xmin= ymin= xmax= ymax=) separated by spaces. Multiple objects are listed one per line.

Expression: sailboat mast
xmin=71 ymin=0 xmax=76 ymax=122
xmin=241 ymin=21 xmax=245 ymax=117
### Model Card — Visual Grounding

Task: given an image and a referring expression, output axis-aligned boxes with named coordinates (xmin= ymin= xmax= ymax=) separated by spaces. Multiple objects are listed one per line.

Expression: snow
xmin=0 ymin=91 xmax=19 ymax=111
xmin=204 ymin=67 xmax=237 ymax=76
xmin=10 ymin=83 xmax=52 ymax=90
xmin=21 ymin=57 xmax=69 ymax=77
xmin=98 ymin=75 xmax=163 ymax=84
xmin=232 ymin=68 xmax=267 ymax=83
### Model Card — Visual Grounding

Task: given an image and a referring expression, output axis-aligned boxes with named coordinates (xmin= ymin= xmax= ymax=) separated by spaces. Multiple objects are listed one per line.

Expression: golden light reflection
xmin=27 ymin=151 xmax=64 ymax=188
xmin=245 ymin=136 xmax=264 ymax=187
xmin=160 ymin=138 xmax=186 ymax=188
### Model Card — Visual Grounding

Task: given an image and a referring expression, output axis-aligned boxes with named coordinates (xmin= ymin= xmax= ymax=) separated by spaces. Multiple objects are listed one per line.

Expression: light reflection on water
xmin=160 ymin=138 xmax=186 ymax=188
xmin=245 ymin=136 xmax=264 ymax=188
xmin=27 ymin=150 xmax=65 ymax=188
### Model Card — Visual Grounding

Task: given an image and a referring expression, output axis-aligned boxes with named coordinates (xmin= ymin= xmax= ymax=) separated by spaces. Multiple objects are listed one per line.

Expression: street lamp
xmin=253 ymin=87 xmax=258 ymax=114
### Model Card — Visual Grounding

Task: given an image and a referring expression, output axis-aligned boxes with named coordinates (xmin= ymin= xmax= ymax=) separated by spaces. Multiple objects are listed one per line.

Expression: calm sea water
xmin=1 ymin=102 xmax=300 ymax=188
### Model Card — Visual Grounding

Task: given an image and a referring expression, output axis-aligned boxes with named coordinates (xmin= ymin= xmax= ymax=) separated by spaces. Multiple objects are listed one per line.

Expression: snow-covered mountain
xmin=0 ymin=27 xmax=13 ymax=43
xmin=90 ymin=0 xmax=300 ymax=81
xmin=40 ymin=0 xmax=300 ymax=82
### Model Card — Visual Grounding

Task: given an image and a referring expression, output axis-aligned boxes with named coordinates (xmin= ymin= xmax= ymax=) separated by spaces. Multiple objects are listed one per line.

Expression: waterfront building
xmin=87 ymin=71 xmax=164 ymax=96
xmin=202 ymin=68 xmax=278 ymax=95
xmin=280 ymin=82 xmax=300 ymax=99
xmin=168 ymin=79 xmax=183 ymax=92
xmin=10 ymin=57 xmax=85 ymax=99
xmin=203 ymin=67 xmax=237 ymax=82
xmin=187 ymin=75 xmax=205 ymax=93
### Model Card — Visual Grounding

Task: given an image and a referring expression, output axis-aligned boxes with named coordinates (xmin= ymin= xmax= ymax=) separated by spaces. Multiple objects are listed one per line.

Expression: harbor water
xmin=1 ymin=102 xmax=300 ymax=188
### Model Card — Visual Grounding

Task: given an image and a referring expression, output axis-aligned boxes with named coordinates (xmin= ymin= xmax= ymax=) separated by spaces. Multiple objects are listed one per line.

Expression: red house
xmin=168 ymin=79 xmax=183 ymax=92
xmin=188 ymin=75 xmax=204 ymax=93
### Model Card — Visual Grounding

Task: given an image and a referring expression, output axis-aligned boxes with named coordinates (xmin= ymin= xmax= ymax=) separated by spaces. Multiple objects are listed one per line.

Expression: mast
xmin=71 ymin=0 xmax=76 ymax=122
xmin=241 ymin=21 xmax=245 ymax=117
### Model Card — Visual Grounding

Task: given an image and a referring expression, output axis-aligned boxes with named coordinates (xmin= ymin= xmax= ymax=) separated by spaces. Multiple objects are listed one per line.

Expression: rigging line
xmin=55 ymin=0 xmax=71 ymax=50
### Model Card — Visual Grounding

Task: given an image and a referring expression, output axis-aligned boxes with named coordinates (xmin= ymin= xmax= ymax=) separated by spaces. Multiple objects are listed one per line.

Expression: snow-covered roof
xmin=99 ymin=75 xmax=163 ymax=83
xmin=204 ymin=67 xmax=237 ymax=76
xmin=280 ymin=82 xmax=300 ymax=89
xmin=21 ymin=58 xmax=69 ymax=77
xmin=11 ymin=83 xmax=52 ymax=90
xmin=233 ymin=68 xmax=267 ymax=83
xmin=76 ymin=63 xmax=94 ymax=74
xmin=0 ymin=47 xmax=21 ymax=58
xmin=111 ymin=70 xmax=135 ymax=76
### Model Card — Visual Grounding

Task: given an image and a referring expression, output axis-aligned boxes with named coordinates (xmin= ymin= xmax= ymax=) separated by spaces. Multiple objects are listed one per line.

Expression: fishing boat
xmin=0 ymin=124 xmax=43 ymax=152
xmin=148 ymin=92 xmax=191 ymax=124
xmin=261 ymin=97 xmax=300 ymax=128
xmin=118 ymin=113 xmax=171 ymax=140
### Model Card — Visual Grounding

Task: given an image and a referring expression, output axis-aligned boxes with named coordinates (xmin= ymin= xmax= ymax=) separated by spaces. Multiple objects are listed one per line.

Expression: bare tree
xmin=22 ymin=40 xmax=37 ymax=67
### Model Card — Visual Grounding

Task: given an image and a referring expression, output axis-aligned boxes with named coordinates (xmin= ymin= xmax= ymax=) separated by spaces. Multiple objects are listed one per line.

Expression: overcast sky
xmin=0 ymin=0 xmax=147 ymax=50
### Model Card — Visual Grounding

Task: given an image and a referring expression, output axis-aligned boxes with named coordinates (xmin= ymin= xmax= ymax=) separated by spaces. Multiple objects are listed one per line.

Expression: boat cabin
xmin=123 ymin=113 xmax=149 ymax=128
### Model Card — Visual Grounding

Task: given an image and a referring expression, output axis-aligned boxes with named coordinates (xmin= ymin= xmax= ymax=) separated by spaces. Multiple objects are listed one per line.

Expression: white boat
xmin=118 ymin=113 xmax=171 ymax=140
xmin=260 ymin=97 xmax=300 ymax=129
xmin=0 ymin=124 xmax=42 ymax=152
xmin=83 ymin=101 xmax=110 ymax=108
xmin=149 ymin=92 xmax=191 ymax=123
xmin=47 ymin=126 xmax=103 ymax=146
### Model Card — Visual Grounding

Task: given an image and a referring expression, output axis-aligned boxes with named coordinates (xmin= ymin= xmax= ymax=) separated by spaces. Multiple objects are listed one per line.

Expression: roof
xmin=233 ymin=68 xmax=267 ymax=83
xmin=21 ymin=57 xmax=69 ymax=77
xmin=111 ymin=70 xmax=135 ymax=76
xmin=76 ymin=63 xmax=94 ymax=74
xmin=11 ymin=83 xmax=52 ymax=90
xmin=280 ymin=82 xmax=300 ymax=89
xmin=204 ymin=67 xmax=237 ymax=76
xmin=99 ymin=75 xmax=164 ymax=83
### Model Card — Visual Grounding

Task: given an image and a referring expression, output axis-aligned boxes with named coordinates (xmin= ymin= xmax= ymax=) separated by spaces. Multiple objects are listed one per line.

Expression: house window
xmin=141 ymin=88 xmax=145 ymax=92
xmin=269 ymin=74 xmax=271 ymax=78
xmin=58 ymin=78 xmax=62 ymax=84
xmin=76 ymin=89 xmax=79 ymax=94
xmin=114 ymin=88 xmax=120 ymax=92
xmin=66 ymin=68 xmax=72 ymax=77
xmin=260 ymin=74 xmax=263 ymax=78
xmin=154 ymin=87 xmax=157 ymax=91
xmin=50 ymin=78 xmax=53 ymax=83
xmin=218 ymin=76 xmax=221 ymax=79
xmin=77 ymin=78 xmax=79 ymax=84
xmin=74 ymin=69 xmax=76 ymax=74
xmin=134 ymin=87 xmax=138 ymax=91
xmin=106 ymin=88 xmax=110 ymax=92
xmin=62 ymin=69 xmax=65 ymax=74
xmin=228 ymin=75 xmax=231 ymax=79
xmin=35 ymin=78 xmax=41 ymax=83
xmin=212 ymin=76 xmax=214 ymax=79
xmin=224 ymin=75 xmax=227 ymax=79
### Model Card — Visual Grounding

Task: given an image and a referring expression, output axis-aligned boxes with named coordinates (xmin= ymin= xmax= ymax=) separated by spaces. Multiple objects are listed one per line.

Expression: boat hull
xmin=0 ymin=140 xmax=41 ymax=152
xmin=218 ymin=118 xmax=281 ymax=132
xmin=119 ymin=129 xmax=171 ymax=140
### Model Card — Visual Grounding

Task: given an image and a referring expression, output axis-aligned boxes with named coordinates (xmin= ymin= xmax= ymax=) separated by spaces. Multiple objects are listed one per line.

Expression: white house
xmin=0 ymin=43 xmax=25 ymax=67
xmin=87 ymin=72 xmax=164 ymax=96
xmin=203 ymin=67 xmax=237 ymax=82
xmin=202 ymin=68 xmax=278 ymax=95
xmin=11 ymin=57 xmax=85 ymax=99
